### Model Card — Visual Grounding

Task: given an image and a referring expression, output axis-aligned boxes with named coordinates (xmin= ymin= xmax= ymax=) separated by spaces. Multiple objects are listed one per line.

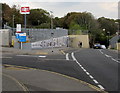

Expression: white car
xmin=100 ymin=45 xmax=106 ymax=49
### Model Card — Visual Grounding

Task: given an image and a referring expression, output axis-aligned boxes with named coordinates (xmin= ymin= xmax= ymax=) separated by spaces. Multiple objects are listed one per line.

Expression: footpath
xmin=1 ymin=47 xmax=107 ymax=92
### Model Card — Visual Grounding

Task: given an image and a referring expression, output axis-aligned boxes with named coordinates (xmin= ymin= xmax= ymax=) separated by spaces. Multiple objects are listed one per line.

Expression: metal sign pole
xmin=24 ymin=14 xmax=26 ymax=33
xmin=21 ymin=42 xmax=22 ymax=49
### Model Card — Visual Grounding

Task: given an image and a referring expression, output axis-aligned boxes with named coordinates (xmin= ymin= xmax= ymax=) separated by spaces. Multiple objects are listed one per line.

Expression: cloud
xmin=98 ymin=2 xmax=118 ymax=12
xmin=0 ymin=1 xmax=118 ymax=19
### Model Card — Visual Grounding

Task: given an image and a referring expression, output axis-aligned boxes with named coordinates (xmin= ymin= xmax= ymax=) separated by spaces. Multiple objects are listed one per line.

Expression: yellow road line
xmin=35 ymin=52 xmax=48 ymax=55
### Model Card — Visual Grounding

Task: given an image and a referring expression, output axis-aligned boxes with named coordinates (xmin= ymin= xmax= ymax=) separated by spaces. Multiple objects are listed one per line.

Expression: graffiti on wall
xmin=31 ymin=36 xmax=69 ymax=49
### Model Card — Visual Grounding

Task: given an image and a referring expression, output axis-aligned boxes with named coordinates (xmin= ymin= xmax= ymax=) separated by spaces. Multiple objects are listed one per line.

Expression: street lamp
xmin=107 ymin=31 xmax=110 ymax=48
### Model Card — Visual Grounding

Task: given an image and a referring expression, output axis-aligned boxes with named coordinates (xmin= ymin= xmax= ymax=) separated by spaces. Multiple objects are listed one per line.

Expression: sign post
xmin=18 ymin=33 xmax=27 ymax=49
xmin=19 ymin=6 xmax=30 ymax=49
xmin=20 ymin=6 xmax=30 ymax=33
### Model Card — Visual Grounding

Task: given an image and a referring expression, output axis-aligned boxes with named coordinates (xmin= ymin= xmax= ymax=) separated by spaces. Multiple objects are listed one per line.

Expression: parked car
xmin=100 ymin=45 xmax=106 ymax=49
xmin=93 ymin=43 xmax=101 ymax=49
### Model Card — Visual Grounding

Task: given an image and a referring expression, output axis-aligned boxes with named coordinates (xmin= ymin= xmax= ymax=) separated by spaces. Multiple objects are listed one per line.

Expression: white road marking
xmin=71 ymin=52 xmax=105 ymax=90
xmin=71 ymin=52 xmax=77 ymax=61
xmin=93 ymin=80 xmax=99 ymax=84
xmin=81 ymin=67 xmax=84 ymax=70
xmin=66 ymin=53 xmax=69 ymax=60
xmin=105 ymin=54 xmax=111 ymax=58
xmin=98 ymin=85 xmax=105 ymax=90
xmin=16 ymin=55 xmax=30 ymax=57
xmin=111 ymin=58 xmax=120 ymax=63
xmin=99 ymin=50 xmax=104 ymax=54
xmin=83 ymin=69 xmax=86 ymax=72
xmin=38 ymin=56 xmax=46 ymax=58
xmin=86 ymin=72 xmax=90 ymax=75
xmin=89 ymin=75 xmax=94 ymax=79
xmin=99 ymin=50 xmax=120 ymax=63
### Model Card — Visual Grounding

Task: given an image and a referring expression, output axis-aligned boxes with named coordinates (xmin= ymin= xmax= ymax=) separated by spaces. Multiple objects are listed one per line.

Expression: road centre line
xmin=66 ymin=53 xmax=69 ymax=60
xmin=99 ymin=50 xmax=120 ymax=63
xmin=71 ymin=52 xmax=105 ymax=90
xmin=105 ymin=54 xmax=111 ymax=58
xmin=111 ymin=58 xmax=120 ymax=63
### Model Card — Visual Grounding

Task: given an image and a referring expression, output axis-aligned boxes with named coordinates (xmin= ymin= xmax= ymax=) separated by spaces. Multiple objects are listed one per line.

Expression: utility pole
xmin=13 ymin=15 xmax=15 ymax=35
xmin=107 ymin=31 xmax=110 ymax=49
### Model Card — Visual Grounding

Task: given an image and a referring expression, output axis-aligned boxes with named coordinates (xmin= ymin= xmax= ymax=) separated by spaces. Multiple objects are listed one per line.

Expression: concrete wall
xmin=117 ymin=43 xmax=120 ymax=50
xmin=0 ymin=29 xmax=12 ymax=47
xmin=69 ymin=35 xmax=89 ymax=48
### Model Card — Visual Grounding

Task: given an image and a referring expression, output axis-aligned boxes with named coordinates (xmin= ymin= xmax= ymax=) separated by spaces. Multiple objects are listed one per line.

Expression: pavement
xmin=1 ymin=47 xmax=70 ymax=55
xmin=2 ymin=65 xmax=104 ymax=92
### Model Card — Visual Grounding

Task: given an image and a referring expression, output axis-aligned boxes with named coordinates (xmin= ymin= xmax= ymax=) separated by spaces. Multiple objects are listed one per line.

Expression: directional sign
xmin=20 ymin=7 xmax=30 ymax=14
xmin=18 ymin=33 xmax=26 ymax=42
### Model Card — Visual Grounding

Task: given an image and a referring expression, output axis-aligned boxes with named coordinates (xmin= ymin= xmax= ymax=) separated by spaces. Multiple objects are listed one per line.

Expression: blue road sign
xmin=18 ymin=33 xmax=26 ymax=42
xmin=15 ymin=33 xmax=20 ymax=39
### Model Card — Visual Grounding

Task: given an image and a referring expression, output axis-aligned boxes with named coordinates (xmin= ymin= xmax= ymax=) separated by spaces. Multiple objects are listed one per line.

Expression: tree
xmin=27 ymin=9 xmax=50 ymax=27
xmin=98 ymin=17 xmax=118 ymax=35
xmin=2 ymin=3 xmax=13 ymax=26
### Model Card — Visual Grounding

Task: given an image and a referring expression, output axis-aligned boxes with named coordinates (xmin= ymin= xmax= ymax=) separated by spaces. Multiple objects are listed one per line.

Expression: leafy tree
xmin=27 ymin=9 xmax=50 ymax=27
xmin=98 ymin=17 xmax=118 ymax=35
xmin=2 ymin=3 xmax=13 ymax=26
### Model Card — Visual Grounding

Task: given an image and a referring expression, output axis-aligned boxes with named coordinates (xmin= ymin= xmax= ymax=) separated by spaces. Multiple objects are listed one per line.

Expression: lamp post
xmin=115 ymin=22 xmax=119 ymax=35
xmin=107 ymin=31 xmax=110 ymax=48
xmin=38 ymin=20 xmax=40 ymax=26
xmin=50 ymin=11 xmax=54 ymax=52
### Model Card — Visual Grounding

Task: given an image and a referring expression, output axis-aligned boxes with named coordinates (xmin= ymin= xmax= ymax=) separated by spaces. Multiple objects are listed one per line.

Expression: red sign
xmin=20 ymin=7 xmax=30 ymax=14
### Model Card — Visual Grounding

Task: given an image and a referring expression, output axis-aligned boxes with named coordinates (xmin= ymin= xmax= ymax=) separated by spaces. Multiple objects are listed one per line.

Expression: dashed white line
xmin=89 ymin=75 xmax=94 ymax=79
xmin=71 ymin=52 xmax=105 ymax=90
xmin=111 ymin=58 xmax=120 ymax=63
xmin=66 ymin=53 xmax=69 ymax=60
xmin=99 ymin=50 xmax=120 ymax=63
xmin=93 ymin=80 xmax=99 ymax=84
xmin=98 ymin=85 xmax=105 ymax=90
xmin=83 ymin=69 xmax=86 ymax=72
xmin=86 ymin=72 xmax=90 ymax=75
xmin=105 ymin=54 xmax=111 ymax=58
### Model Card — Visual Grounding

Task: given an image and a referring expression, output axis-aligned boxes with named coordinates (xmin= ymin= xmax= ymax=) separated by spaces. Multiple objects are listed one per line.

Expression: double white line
xmin=66 ymin=52 xmax=105 ymax=90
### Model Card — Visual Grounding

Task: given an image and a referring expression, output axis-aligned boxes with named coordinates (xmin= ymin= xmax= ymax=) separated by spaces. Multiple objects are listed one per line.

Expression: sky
xmin=0 ymin=0 xmax=119 ymax=19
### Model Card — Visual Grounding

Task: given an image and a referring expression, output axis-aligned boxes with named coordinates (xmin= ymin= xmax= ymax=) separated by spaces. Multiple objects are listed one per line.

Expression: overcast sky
xmin=0 ymin=0 xmax=119 ymax=19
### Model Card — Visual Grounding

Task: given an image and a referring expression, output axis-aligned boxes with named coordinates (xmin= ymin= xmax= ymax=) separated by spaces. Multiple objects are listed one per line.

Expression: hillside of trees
xmin=2 ymin=3 xmax=120 ymax=47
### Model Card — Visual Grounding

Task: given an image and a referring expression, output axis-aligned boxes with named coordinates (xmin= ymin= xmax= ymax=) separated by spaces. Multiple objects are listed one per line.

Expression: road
xmin=2 ymin=48 xmax=119 ymax=92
